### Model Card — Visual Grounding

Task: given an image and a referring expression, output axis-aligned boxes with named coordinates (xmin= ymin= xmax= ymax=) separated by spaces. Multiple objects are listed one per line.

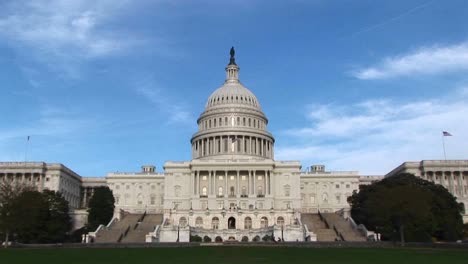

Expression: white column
xmin=225 ymin=171 xmax=228 ymax=197
xmin=208 ymin=171 xmax=212 ymax=196
xmin=266 ymin=171 xmax=269 ymax=195
xmin=448 ymin=171 xmax=454 ymax=193
xmin=191 ymin=172 xmax=195 ymax=195
xmin=253 ymin=170 xmax=257 ymax=196
xmin=248 ymin=171 xmax=252 ymax=195
xmin=236 ymin=170 xmax=240 ymax=196
xmin=83 ymin=187 xmax=88 ymax=207
xmin=214 ymin=136 xmax=218 ymax=154
xmin=197 ymin=171 xmax=200 ymax=195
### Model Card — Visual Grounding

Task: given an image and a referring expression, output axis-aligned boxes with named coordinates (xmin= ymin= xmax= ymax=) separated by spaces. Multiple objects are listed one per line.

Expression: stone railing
xmin=348 ymin=216 xmax=375 ymax=240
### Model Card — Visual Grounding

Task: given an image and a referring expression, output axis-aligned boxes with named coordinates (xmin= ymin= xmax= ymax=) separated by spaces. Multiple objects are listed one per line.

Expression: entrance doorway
xmin=228 ymin=217 xmax=236 ymax=229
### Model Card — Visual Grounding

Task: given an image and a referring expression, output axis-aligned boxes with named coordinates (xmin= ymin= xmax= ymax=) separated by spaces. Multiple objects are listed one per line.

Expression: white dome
xmin=191 ymin=48 xmax=274 ymax=160
xmin=205 ymin=82 xmax=261 ymax=110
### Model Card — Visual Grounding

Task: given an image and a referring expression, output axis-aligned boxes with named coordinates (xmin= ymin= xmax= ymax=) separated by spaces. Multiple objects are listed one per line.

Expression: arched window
xmin=242 ymin=186 xmax=247 ymax=196
xmin=195 ymin=217 xmax=203 ymax=228
xmin=137 ymin=194 xmax=143 ymax=205
xmin=179 ymin=217 xmax=187 ymax=227
xmin=277 ymin=216 xmax=284 ymax=226
xmin=260 ymin=217 xmax=268 ymax=228
xmin=244 ymin=217 xmax=252 ymax=229
xmin=202 ymin=187 xmax=207 ymax=196
xmin=230 ymin=186 xmax=235 ymax=196
xmin=212 ymin=217 xmax=219 ymax=229
xmin=218 ymin=187 xmax=223 ymax=196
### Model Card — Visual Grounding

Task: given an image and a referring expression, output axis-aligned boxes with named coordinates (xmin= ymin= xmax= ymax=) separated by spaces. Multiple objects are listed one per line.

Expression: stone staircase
xmin=321 ymin=213 xmax=366 ymax=242
xmin=94 ymin=214 xmax=143 ymax=243
xmin=301 ymin=213 xmax=338 ymax=241
xmin=121 ymin=214 xmax=163 ymax=243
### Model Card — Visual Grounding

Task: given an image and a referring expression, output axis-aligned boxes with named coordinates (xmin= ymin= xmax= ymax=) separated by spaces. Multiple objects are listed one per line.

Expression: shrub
xmin=190 ymin=235 xmax=202 ymax=242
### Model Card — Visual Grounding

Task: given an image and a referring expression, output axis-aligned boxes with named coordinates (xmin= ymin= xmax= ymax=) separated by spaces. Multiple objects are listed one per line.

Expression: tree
xmin=42 ymin=190 xmax=72 ymax=243
xmin=87 ymin=187 xmax=115 ymax=231
xmin=348 ymin=173 xmax=463 ymax=244
xmin=0 ymin=178 xmax=34 ymax=247
xmin=10 ymin=191 xmax=49 ymax=243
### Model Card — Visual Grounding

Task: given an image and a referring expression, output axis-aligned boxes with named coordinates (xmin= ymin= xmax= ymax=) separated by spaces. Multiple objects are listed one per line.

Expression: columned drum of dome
xmin=191 ymin=48 xmax=275 ymax=160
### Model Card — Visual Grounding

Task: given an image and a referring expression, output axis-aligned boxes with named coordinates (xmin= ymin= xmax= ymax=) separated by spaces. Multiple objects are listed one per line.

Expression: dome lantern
xmin=225 ymin=47 xmax=240 ymax=83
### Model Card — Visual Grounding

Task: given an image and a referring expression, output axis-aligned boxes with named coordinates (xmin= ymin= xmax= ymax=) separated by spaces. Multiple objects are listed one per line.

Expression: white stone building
xmin=2 ymin=49 xmax=467 ymax=242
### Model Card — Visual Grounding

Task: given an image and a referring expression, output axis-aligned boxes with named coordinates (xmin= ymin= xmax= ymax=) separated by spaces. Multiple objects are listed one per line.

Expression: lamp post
xmin=176 ymin=224 xmax=180 ymax=242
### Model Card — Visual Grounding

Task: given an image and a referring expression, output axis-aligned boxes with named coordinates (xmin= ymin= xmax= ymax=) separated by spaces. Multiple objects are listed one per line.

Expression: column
xmin=214 ymin=136 xmax=218 ymax=154
xmin=202 ymin=138 xmax=206 ymax=157
xmin=266 ymin=171 xmax=269 ymax=195
xmin=39 ymin=174 xmax=43 ymax=192
xmin=458 ymin=172 xmax=464 ymax=197
xmin=207 ymin=171 xmax=211 ymax=196
xmin=248 ymin=171 xmax=251 ymax=195
xmin=448 ymin=171 xmax=454 ymax=194
xmin=236 ymin=170 xmax=240 ymax=196
xmin=249 ymin=137 xmax=252 ymax=154
xmin=197 ymin=171 xmax=200 ymax=195
xmin=253 ymin=170 xmax=257 ymax=196
xmin=225 ymin=171 xmax=228 ymax=197
xmin=190 ymin=172 xmax=195 ymax=195
xmin=83 ymin=187 xmax=87 ymax=208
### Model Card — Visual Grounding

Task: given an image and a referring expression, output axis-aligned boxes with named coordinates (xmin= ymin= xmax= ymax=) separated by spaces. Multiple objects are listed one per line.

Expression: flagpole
xmin=442 ymin=132 xmax=447 ymax=161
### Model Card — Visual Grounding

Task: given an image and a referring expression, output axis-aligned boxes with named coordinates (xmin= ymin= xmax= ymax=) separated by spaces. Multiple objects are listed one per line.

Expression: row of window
xmin=114 ymin=183 xmax=163 ymax=190
xmin=114 ymin=194 xmax=163 ymax=206
xmin=198 ymin=185 xmax=266 ymax=196
xmin=301 ymin=192 xmax=352 ymax=204
xmin=201 ymin=116 xmax=265 ymax=130
xmin=186 ymin=216 xmax=283 ymax=229
xmin=194 ymin=136 xmax=271 ymax=157
xmin=207 ymin=94 xmax=258 ymax=108
xmin=301 ymin=182 xmax=352 ymax=190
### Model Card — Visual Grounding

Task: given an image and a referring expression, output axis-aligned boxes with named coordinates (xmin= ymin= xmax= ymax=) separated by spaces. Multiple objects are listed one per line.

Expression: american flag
xmin=442 ymin=131 xmax=452 ymax=136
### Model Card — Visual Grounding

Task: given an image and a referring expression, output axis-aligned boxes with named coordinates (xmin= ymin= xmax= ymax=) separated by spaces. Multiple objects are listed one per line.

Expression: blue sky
xmin=1 ymin=0 xmax=467 ymax=176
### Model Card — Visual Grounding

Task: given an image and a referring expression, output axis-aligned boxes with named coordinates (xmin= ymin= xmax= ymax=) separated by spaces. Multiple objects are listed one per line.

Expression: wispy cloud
xmin=277 ymin=88 xmax=468 ymax=174
xmin=0 ymin=104 xmax=99 ymax=161
xmin=353 ymin=42 xmax=468 ymax=80
xmin=0 ymin=0 xmax=141 ymax=77
xmin=135 ymin=75 xmax=192 ymax=125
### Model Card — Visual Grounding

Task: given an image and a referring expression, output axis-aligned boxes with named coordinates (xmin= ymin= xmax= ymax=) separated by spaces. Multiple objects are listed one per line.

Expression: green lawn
xmin=1 ymin=246 xmax=467 ymax=264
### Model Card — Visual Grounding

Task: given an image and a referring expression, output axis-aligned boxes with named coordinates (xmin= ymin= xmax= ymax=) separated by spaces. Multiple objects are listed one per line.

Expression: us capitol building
xmin=1 ymin=48 xmax=467 ymax=243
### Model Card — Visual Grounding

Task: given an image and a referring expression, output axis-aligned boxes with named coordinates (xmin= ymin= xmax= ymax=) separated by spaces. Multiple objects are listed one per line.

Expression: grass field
xmin=1 ymin=246 xmax=467 ymax=264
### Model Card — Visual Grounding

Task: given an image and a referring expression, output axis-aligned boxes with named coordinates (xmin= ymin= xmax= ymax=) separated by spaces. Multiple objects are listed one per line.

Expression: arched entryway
xmin=215 ymin=236 xmax=223 ymax=242
xmin=228 ymin=217 xmax=236 ymax=229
